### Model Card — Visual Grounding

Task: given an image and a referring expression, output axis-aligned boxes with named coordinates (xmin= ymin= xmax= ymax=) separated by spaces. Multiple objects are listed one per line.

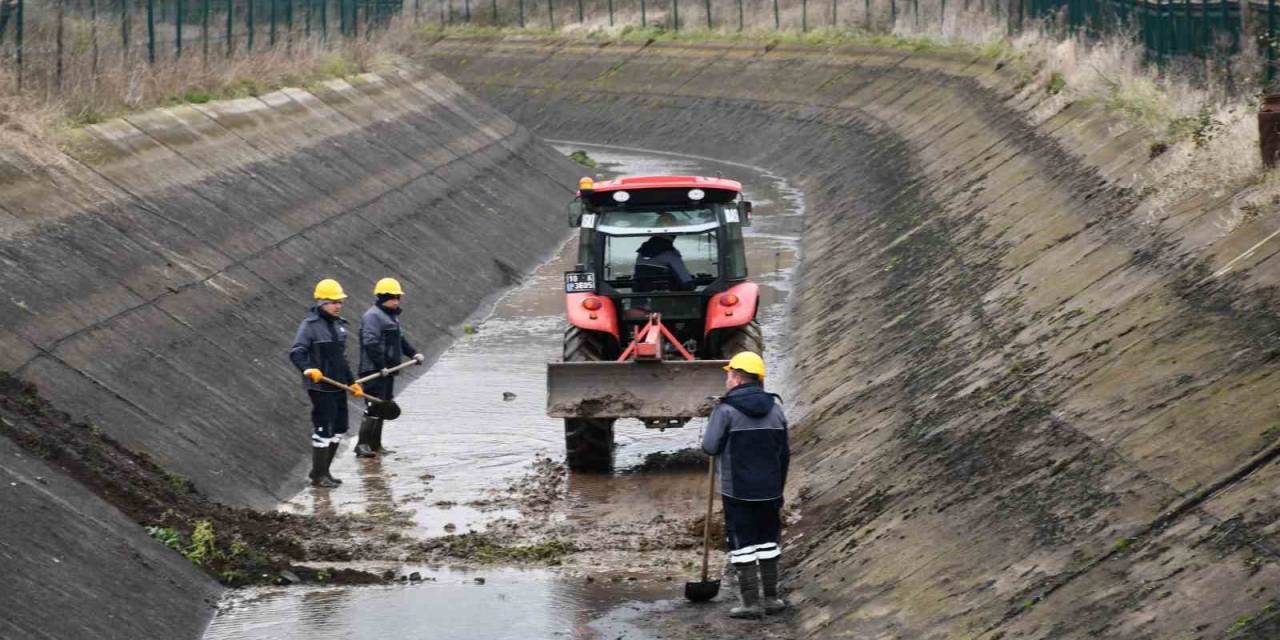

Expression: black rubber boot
xmin=759 ymin=557 xmax=787 ymax=614
xmin=354 ymin=417 xmax=376 ymax=458
xmin=309 ymin=447 xmax=339 ymax=488
xmin=325 ymin=442 xmax=343 ymax=485
xmin=371 ymin=418 xmax=395 ymax=454
xmin=728 ymin=563 xmax=763 ymax=619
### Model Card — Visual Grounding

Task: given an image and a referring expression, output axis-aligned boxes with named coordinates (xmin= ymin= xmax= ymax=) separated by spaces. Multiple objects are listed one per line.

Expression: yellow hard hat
xmin=313 ymin=278 xmax=347 ymax=301
xmin=724 ymin=351 xmax=766 ymax=380
xmin=374 ymin=277 xmax=404 ymax=296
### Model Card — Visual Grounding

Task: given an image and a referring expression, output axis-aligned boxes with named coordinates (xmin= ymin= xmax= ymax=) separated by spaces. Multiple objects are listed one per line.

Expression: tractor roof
xmin=587 ymin=175 xmax=743 ymax=193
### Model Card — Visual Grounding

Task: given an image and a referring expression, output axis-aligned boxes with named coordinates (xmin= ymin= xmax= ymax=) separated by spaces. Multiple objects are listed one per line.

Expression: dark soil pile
xmin=0 ymin=373 xmax=383 ymax=587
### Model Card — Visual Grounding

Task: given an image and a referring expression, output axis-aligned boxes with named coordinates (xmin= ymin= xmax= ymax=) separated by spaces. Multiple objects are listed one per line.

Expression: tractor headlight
xmin=688 ymin=188 xmax=705 ymax=201
xmin=612 ymin=191 xmax=631 ymax=203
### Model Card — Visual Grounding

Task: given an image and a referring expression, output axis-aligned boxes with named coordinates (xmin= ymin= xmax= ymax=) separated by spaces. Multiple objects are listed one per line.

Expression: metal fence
xmin=3 ymin=0 xmax=1280 ymax=97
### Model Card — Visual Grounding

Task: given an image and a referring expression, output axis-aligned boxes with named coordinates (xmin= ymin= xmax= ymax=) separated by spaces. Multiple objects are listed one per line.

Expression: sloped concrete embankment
xmin=422 ymin=38 xmax=1280 ymax=638
xmin=0 ymin=68 xmax=580 ymax=638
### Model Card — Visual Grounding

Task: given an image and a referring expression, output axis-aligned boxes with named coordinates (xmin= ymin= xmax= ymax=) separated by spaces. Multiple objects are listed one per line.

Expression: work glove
xmin=349 ymin=382 xmax=364 ymax=398
xmin=413 ymin=353 xmax=426 ymax=365
xmin=303 ymin=368 xmax=323 ymax=383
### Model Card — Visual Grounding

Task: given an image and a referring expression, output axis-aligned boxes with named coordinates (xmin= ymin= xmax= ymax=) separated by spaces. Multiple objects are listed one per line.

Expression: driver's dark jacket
xmin=289 ymin=307 xmax=354 ymax=393
xmin=359 ymin=304 xmax=418 ymax=376
xmin=635 ymin=237 xmax=695 ymax=291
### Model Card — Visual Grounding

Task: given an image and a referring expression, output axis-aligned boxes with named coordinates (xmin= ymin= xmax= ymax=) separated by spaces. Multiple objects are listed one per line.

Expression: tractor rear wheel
xmin=562 ymin=326 xmax=616 ymax=473
xmin=717 ymin=319 xmax=765 ymax=359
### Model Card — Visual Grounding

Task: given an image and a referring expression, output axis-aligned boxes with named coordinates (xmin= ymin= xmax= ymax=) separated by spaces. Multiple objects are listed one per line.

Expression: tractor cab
xmin=565 ymin=176 xmax=753 ymax=358
xmin=550 ymin=175 xmax=765 ymax=472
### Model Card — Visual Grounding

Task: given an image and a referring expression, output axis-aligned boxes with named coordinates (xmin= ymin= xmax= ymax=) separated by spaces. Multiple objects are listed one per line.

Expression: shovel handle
xmin=318 ymin=375 xmax=386 ymax=404
xmin=354 ymin=359 xmax=419 ymax=385
xmin=701 ymin=455 xmax=716 ymax=582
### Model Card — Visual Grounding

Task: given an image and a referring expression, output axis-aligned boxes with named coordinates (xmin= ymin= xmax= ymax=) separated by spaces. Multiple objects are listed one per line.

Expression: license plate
xmin=564 ymin=271 xmax=597 ymax=293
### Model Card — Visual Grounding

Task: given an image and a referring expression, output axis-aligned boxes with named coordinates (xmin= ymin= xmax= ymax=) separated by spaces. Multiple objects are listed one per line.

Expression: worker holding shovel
xmin=701 ymin=351 xmax=790 ymax=619
xmin=354 ymin=277 xmax=424 ymax=458
xmin=289 ymin=279 xmax=363 ymax=488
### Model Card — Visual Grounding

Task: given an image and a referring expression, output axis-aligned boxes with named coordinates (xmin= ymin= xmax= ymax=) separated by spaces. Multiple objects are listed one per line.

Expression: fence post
xmin=224 ymin=0 xmax=232 ymax=56
xmin=640 ymin=0 xmax=645 ymax=26
xmin=773 ymin=0 xmax=779 ymax=28
xmin=201 ymin=0 xmax=209 ymax=63
xmin=801 ymin=0 xmax=806 ymax=30
xmin=830 ymin=0 xmax=835 ymax=27
xmin=13 ymin=0 xmax=21 ymax=92
xmin=705 ymin=0 xmax=711 ymax=27
xmin=890 ymin=0 xmax=895 ymax=28
xmin=285 ymin=0 xmax=292 ymax=48
xmin=672 ymin=0 xmax=678 ymax=30
xmin=548 ymin=0 xmax=554 ymax=28
xmin=576 ymin=0 xmax=582 ymax=22
xmin=608 ymin=0 xmax=613 ymax=24
xmin=940 ymin=0 xmax=945 ymax=31
xmin=270 ymin=0 xmax=277 ymax=45
xmin=90 ymin=0 xmax=100 ymax=82
xmin=518 ymin=0 xmax=524 ymax=25
xmin=465 ymin=0 xmax=471 ymax=21
xmin=147 ymin=0 xmax=156 ymax=63
xmin=177 ymin=0 xmax=185 ymax=58
xmin=1270 ymin=0 xmax=1277 ymax=84
xmin=491 ymin=0 xmax=496 ymax=22
xmin=864 ymin=0 xmax=869 ymax=29
xmin=56 ymin=0 xmax=65 ymax=90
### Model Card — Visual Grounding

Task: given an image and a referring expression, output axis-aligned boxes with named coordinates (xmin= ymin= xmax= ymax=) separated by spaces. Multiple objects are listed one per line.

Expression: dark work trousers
xmin=362 ymin=376 xmax=395 ymax=415
xmin=722 ymin=495 xmax=783 ymax=565
xmin=309 ymin=389 xmax=349 ymax=447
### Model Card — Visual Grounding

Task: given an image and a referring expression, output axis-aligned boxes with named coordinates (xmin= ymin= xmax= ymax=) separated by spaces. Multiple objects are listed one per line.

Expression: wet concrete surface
xmin=204 ymin=143 xmax=803 ymax=639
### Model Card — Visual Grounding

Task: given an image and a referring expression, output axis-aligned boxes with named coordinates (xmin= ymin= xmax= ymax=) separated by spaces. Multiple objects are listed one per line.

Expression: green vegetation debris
xmin=568 ymin=150 xmax=598 ymax=168
xmin=1047 ymin=72 xmax=1067 ymax=96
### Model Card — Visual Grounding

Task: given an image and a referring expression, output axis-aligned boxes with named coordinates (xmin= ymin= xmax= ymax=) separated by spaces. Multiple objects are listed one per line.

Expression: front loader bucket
xmin=547 ymin=360 xmax=731 ymax=419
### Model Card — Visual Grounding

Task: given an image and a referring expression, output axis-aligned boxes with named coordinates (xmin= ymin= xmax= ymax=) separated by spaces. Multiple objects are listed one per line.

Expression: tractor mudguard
xmin=704 ymin=282 xmax=760 ymax=335
xmin=566 ymin=293 xmax=620 ymax=339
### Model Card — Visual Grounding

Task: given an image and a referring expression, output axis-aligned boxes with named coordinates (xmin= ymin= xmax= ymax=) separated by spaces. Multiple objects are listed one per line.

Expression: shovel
xmin=685 ymin=455 xmax=721 ymax=602
xmin=323 ymin=358 xmax=422 ymax=421
xmin=316 ymin=374 xmax=401 ymax=421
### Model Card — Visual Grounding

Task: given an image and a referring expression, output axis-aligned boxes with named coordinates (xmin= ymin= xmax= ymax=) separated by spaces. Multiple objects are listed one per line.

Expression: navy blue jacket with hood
xmin=359 ymin=303 xmax=418 ymax=376
xmin=701 ymin=383 xmax=790 ymax=501
xmin=288 ymin=306 xmax=354 ymax=392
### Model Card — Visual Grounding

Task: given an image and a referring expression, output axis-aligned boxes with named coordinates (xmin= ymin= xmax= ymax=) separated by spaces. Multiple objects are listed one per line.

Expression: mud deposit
xmin=203 ymin=144 xmax=803 ymax=639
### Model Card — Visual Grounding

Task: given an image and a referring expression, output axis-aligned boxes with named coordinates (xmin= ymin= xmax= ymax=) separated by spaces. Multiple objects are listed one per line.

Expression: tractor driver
xmin=634 ymin=213 xmax=696 ymax=292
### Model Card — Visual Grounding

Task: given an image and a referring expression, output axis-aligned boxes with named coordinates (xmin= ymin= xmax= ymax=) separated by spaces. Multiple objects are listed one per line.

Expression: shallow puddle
xmin=205 ymin=142 xmax=803 ymax=639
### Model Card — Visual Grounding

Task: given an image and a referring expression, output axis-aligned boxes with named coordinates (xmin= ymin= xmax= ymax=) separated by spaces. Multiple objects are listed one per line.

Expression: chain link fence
xmin=2 ymin=0 xmax=1279 ymax=99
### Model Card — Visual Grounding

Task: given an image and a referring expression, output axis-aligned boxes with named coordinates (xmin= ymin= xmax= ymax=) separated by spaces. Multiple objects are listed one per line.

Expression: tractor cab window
xmin=602 ymin=229 xmax=720 ymax=293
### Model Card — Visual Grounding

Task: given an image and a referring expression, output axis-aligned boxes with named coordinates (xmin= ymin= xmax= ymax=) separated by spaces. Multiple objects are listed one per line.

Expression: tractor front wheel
xmin=717 ymin=319 xmax=765 ymax=359
xmin=562 ymin=326 xmax=616 ymax=472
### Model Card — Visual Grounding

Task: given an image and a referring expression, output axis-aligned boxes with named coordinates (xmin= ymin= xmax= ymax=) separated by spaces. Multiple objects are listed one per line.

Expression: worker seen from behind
xmin=634 ymin=212 xmax=695 ymax=292
xmin=355 ymin=277 xmax=424 ymax=458
xmin=289 ymin=279 xmax=363 ymax=488
xmin=701 ymin=351 xmax=790 ymax=619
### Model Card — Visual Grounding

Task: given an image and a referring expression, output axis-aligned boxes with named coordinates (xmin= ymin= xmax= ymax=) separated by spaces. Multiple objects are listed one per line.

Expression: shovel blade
xmin=547 ymin=360 xmax=729 ymax=419
xmin=367 ymin=401 xmax=401 ymax=421
xmin=684 ymin=579 xmax=721 ymax=602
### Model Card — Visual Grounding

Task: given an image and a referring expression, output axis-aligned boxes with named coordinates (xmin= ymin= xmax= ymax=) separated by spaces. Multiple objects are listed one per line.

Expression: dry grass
xmin=0 ymin=14 xmax=425 ymax=164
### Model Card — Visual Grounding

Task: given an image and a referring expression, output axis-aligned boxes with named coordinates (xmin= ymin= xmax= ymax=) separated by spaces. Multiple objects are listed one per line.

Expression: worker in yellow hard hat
xmin=702 ymin=350 xmax=790 ymax=619
xmin=288 ymin=279 xmax=363 ymax=488
xmin=354 ymin=277 xmax=425 ymax=458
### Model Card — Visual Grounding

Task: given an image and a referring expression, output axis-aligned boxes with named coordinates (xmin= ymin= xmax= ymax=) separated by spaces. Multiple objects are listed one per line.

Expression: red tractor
xmin=546 ymin=175 xmax=763 ymax=471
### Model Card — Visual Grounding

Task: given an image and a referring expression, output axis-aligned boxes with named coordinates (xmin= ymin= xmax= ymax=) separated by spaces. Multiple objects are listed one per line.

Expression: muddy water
xmin=203 ymin=143 xmax=803 ymax=640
